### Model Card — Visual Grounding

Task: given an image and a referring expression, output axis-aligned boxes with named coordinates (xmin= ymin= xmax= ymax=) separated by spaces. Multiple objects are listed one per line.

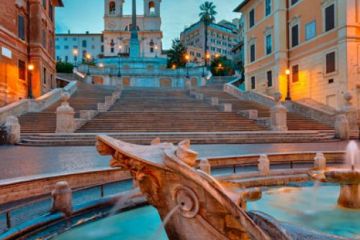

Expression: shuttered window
xmin=18 ymin=15 xmax=25 ymax=40
xmin=326 ymin=52 xmax=336 ymax=74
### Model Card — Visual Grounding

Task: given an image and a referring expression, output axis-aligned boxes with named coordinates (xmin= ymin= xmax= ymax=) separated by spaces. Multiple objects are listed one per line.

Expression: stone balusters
xmin=258 ymin=154 xmax=270 ymax=175
xmin=339 ymin=93 xmax=359 ymax=139
xmin=4 ymin=116 xmax=21 ymax=144
xmin=51 ymin=181 xmax=72 ymax=216
xmin=56 ymin=92 xmax=75 ymax=133
xmin=270 ymin=92 xmax=288 ymax=131
xmin=314 ymin=152 xmax=326 ymax=170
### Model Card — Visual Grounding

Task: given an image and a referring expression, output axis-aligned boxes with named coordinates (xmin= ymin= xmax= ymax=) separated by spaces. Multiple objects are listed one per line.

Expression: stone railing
xmin=0 ymin=81 xmax=77 ymax=125
xmin=0 ymin=168 xmax=131 ymax=205
xmin=285 ymin=100 xmax=337 ymax=127
xmin=56 ymin=87 xmax=122 ymax=133
xmin=224 ymin=83 xmax=275 ymax=107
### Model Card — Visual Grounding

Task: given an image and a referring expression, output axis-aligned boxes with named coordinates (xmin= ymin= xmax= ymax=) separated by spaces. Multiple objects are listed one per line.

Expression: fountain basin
xmin=325 ymin=170 xmax=360 ymax=184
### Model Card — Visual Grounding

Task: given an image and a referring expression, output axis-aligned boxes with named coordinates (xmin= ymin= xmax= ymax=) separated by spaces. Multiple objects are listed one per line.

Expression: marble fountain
xmin=66 ymin=135 xmax=359 ymax=240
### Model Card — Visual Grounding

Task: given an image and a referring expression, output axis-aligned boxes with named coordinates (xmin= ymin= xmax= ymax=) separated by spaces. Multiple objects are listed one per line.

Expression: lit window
xmin=305 ymin=21 xmax=316 ymax=40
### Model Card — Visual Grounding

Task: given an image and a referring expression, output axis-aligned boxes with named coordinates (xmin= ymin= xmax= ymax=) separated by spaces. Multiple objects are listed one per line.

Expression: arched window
xmin=109 ymin=1 xmax=116 ymax=14
xmin=149 ymin=1 xmax=155 ymax=15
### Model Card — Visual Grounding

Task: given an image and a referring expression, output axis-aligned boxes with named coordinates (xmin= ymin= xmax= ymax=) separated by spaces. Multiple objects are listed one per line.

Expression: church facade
xmin=103 ymin=0 xmax=163 ymax=58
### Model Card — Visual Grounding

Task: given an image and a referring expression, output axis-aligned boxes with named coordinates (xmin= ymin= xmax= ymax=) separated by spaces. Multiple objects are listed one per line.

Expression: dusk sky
xmin=55 ymin=0 xmax=243 ymax=49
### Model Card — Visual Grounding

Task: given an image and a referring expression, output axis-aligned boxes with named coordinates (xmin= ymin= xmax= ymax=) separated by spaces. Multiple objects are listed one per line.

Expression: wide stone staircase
xmin=19 ymin=82 xmax=115 ymax=134
xmin=77 ymin=88 xmax=264 ymax=133
xmin=194 ymin=85 xmax=334 ymax=131
xmin=20 ymin=85 xmax=336 ymax=146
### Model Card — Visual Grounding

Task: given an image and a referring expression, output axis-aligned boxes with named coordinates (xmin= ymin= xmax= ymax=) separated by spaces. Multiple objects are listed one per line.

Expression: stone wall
xmin=0 ymin=168 xmax=131 ymax=205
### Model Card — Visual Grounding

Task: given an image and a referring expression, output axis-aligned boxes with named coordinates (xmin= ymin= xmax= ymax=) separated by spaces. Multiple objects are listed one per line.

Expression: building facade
xmin=0 ymin=0 xmax=63 ymax=106
xmin=55 ymin=32 xmax=103 ymax=64
xmin=103 ymin=0 xmax=163 ymax=58
xmin=235 ymin=0 xmax=360 ymax=110
xmin=180 ymin=19 xmax=239 ymax=65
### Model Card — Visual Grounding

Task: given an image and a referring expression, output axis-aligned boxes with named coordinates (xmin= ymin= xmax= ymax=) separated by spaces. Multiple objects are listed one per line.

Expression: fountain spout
xmin=96 ymin=136 xmax=286 ymax=240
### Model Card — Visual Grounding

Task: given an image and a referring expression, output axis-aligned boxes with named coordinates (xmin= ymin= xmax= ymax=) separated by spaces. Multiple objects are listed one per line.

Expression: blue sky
xmin=55 ymin=0 xmax=242 ymax=49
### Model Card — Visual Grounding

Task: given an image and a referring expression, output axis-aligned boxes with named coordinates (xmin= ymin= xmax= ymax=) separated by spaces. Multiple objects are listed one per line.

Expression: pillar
xmin=270 ymin=92 xmax=288 ymax=131
xmin=56 ymin=92 xmax=75 ymax=133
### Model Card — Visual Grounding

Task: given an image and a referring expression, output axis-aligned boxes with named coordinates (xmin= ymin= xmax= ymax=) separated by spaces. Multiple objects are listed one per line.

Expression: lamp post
xmin=185 ymin=54 xmax=190 ymax=79
xmin=285 ymin=69 xmax=291 ymax=101
xmin=155 ymin=45 xmax=158 ymax=58
xmin=72 ymin=48 xmax=79 ymax=67
xmin=27 ymin=64 xmax=34 ymax=99
xmin=86 ymin=53 xmax=92 ymax=75
xmin=118 ymin=45 xmax=122 ymax=78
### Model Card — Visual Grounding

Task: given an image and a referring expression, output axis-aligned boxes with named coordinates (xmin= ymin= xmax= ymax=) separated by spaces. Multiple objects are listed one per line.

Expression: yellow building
xmin=235 ymin=0 xmax=360 ymax=110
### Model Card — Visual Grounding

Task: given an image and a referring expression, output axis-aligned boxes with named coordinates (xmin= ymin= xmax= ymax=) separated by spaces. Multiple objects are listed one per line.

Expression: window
xmin=325 ymin=4 xmax=335 ymax=32
xmin=291 ymin=0 xmax=299 ymax=6
xmin=305 ymin=21 xmax=316 ymax=40
xmin=251 ymin=76 xmax=256 ymax=89
xmin=267 ymin=71 xmax=273 ymax=87
xmin=249 ymin=9 xmax=255 ymax=28
xmin=18 ymin=60 xmax=26 ymax=80
xmin=18 ymin=15 xmax=25 ymax=40
xmin=291 ymin=24 xmax=299 ymax=47
xmin=42 ymin=0 xmax=46 ymax=9
xmin=43 ymin=68 xmax=47 ymax=85
xmin=265 ymin=0 xmax=272 ymax=16
xmin=82 ymin=40 xmax=87 ymax=48
xmin=64 ymin=45 xmax=69 ymax=49
xmin=149 ymin=1 xmax=156 ymax=15
xmin=109 ymin=1 xmax=116 ymax=14
xmin=250 ymin=43 xmax=256 ymax=62
xmin=292 ymin=65 xmax=299 ymax=83
xmin=101 ymin=45 xmax=104 ymax=52
xmin=326 ymin=52 xmax=336 ymax=74
xmin=266 ymin=34 xmax=272 ymax=55
xmin=65 ymin=56 xmax=68 ymax=62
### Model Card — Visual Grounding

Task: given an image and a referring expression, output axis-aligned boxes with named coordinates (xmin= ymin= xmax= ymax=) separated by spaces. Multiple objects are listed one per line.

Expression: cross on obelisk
xmin=129 ymin=0 xmax=140 ymax=58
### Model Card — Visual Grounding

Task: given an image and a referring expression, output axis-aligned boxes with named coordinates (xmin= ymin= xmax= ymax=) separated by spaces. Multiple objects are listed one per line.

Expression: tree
xmin=199 ymin=1 xmax=217 ymax=67
xmin=210 ymin=56 xmax=235 ymax=76
xmin=56 ymin=62 xmax=74 ymax=73
xmin=167 ymin=39 xmax=187 ymax=68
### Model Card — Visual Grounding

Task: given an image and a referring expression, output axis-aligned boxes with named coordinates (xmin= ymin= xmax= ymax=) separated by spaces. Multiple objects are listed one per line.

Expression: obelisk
xmin=129 ymin=0 xmax=140 ymax=58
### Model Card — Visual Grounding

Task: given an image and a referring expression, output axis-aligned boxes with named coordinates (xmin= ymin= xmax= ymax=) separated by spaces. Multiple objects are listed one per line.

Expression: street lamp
xmin=27 ymin=63 xmax=34 ymax=99
xmin=73 ymin=48 xmax=79 ymax=67
xmin=86 ymin=53 xmax=92 ymax=75
xmin=185 ymin=54 xmax=190 ymax=79
xmin=118 ymin=45 xmax=122 ymax=78
xmin=155 ymin=45 xmax=158 ymax=58
xmin=285 ymin=68 xmax=291 ymax=101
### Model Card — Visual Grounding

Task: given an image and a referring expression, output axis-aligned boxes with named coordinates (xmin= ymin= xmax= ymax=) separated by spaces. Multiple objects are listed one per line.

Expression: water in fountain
xmin=345 ymin=141 xmax=360 ymax=171
xmin=152 ymin=205 xmax=180 ymax=240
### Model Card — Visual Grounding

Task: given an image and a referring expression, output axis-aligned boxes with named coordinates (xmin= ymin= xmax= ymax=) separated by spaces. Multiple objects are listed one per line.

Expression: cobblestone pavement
xmin=0 ymin=141 xmax=352 ymax=180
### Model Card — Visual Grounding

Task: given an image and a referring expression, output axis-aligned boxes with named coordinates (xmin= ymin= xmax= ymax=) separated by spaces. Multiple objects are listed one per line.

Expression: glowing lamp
xmin=285 ymin=69 xmax=291 ymax=75
xmin=28 ymin=64 xmax=34 ymax=71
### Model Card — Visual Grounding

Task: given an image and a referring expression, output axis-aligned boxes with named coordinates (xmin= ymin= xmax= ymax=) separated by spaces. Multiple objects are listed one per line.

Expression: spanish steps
xmin=19 ymin=82 xmax=114 ymax=134
xmin=19 ymin=79 xmax=335 ymax=146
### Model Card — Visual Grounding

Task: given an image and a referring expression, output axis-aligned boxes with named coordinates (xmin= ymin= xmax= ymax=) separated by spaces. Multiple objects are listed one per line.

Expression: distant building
xmin=0 ymin=0 xmax=63 ymax=106
xmin=235 ymin=0 xmax=360 ymax=110
xmin=103 ymin=0 xmax=163 ymax=58
xmin=55 ymin=32 xmax=104 ymax=64
xmin=180 ymin=19 xmax=239 ymax=65
xmin=231 ymin=16 xmax=245 ymax=71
